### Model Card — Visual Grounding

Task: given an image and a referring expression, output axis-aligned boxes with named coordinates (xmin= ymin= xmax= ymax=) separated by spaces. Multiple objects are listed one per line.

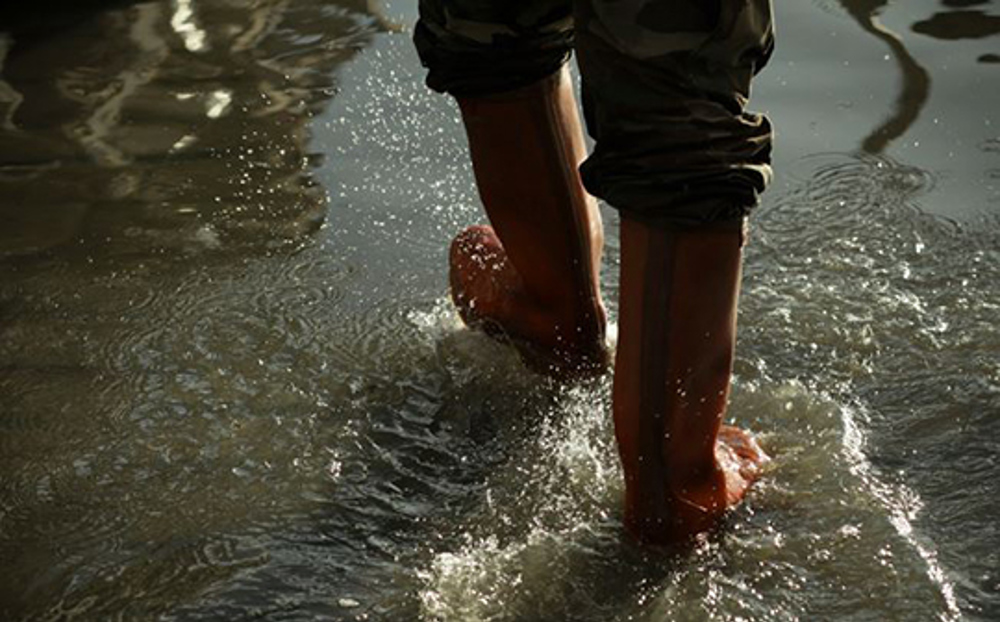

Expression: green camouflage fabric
xmin=414 ymin=0 xmax=774 ymax=226
xmin=414 ymin=1 xmax=575 ymax=96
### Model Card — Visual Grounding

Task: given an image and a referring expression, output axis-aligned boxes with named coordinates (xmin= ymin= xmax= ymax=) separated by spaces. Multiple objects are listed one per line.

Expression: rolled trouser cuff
xmin=574 ymin=0 xmax=774 ymax=227
xmin=414 ymin=1 xmax=574 ymax=97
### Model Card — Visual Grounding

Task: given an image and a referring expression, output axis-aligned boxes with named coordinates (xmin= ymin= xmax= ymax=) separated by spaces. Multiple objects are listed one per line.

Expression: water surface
xmin=1 ymin=0 xmax=998 ymax=620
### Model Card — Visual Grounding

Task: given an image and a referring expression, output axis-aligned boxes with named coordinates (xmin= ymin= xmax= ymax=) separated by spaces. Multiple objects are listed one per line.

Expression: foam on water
xmin=412 ymin=361 xmax=967 ymax=620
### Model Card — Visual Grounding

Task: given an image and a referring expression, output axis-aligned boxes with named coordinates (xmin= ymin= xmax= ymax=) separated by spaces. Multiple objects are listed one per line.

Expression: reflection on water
xmin=837 ymin=0 xmax=931 ymax=154
xmin=0 ymin=0 xmax=395 ymax=618
xmin=0 ymin=0 xmax=389 ymax=258
xmin=913 ymin=10 xmax=1000 ymax=40
xmin=2 ymin=0 xmax=1000 ymax=620
xmin=831 ymin=0 xmax=1000 ymax=154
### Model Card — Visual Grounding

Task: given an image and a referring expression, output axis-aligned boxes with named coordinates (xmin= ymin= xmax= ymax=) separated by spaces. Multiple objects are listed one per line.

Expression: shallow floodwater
xmin=1 ymin=0 xmax=999 ymax=620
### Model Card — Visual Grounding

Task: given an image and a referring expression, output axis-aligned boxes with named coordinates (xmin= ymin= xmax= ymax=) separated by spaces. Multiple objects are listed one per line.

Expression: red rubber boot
xmin=449 ymin=67 xmax=608 ymax=376
xmin=613 ymin=215 xmax=769 ymax=545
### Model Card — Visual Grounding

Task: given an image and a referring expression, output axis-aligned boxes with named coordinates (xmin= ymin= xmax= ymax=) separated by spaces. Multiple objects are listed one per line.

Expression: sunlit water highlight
xmin=1 ymin=0 xmax=998 ymax=620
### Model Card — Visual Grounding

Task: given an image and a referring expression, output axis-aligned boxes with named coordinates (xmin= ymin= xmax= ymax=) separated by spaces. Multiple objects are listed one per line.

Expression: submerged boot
xmin=613 ymin=215 xmax=768 ymax=545
xmin=449 ymin=67 xmax=608 ymax=376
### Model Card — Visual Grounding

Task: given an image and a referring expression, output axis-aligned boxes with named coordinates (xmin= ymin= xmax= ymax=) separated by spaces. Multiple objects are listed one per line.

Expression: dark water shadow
xmin=836 ymin=0 xmax=931 ymax=154
xmin=941 ymin=0 xmax=989 ymax=7
xmin=912 ymin=10 xmax=1000 ymax=40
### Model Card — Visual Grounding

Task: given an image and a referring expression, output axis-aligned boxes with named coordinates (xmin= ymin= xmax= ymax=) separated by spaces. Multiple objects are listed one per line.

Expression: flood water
xmin=1 ymin=0 xmax=998 ymax=620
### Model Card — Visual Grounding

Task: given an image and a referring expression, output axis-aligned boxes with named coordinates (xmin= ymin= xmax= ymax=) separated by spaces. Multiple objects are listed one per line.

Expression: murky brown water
xmin=1 ymin=0 xmax=999 ymax=620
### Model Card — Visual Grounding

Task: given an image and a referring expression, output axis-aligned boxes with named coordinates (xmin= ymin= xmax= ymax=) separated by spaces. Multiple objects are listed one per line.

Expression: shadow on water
xmin=836 ymin=0 xmax=1000 ymax=153
xmin=836 ymin=0 xmax=931 ymax=154
xmin=913 ymin=9 xmax=1000 ymax=40
xmin=911 ymin=1 xmax=1000 ymax=64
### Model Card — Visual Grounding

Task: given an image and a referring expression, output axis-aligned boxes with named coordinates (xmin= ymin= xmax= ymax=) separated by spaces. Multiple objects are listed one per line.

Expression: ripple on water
xmin=143 ymin=296 xmax=556 ymax=619
xmin=774 ymin=152 xmax=937 ymax=232
xmin=741 ymin=148 xmax=993 ymax=618
xmin=1 ymin=246 xmax=369 ymax=618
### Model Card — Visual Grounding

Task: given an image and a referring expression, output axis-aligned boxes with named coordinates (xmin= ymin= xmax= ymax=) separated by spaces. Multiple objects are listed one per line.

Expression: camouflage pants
xmin=414 ymin=0 xmax=774 ymax=225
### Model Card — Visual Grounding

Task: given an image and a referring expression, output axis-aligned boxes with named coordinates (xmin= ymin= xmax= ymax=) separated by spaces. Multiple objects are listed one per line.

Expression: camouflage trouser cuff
xmin=413 ymin=2 xmax=574 ymax=97
xmin=575 ymin=0 xmax=773 ymax=225
xmin=415 ymin=0 xmax=775 ymax=227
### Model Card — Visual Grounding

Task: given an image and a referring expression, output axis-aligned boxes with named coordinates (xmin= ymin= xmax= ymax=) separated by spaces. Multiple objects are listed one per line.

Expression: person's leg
xmin=414 ymin=1 xmax=607 ymax=376
xmin=574 ymin=0 xmax=775 ymax=544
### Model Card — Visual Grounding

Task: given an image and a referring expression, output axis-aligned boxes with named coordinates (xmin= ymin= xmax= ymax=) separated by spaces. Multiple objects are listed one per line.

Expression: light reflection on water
xmin=1 ymin=0 xmax=999 ymax=620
